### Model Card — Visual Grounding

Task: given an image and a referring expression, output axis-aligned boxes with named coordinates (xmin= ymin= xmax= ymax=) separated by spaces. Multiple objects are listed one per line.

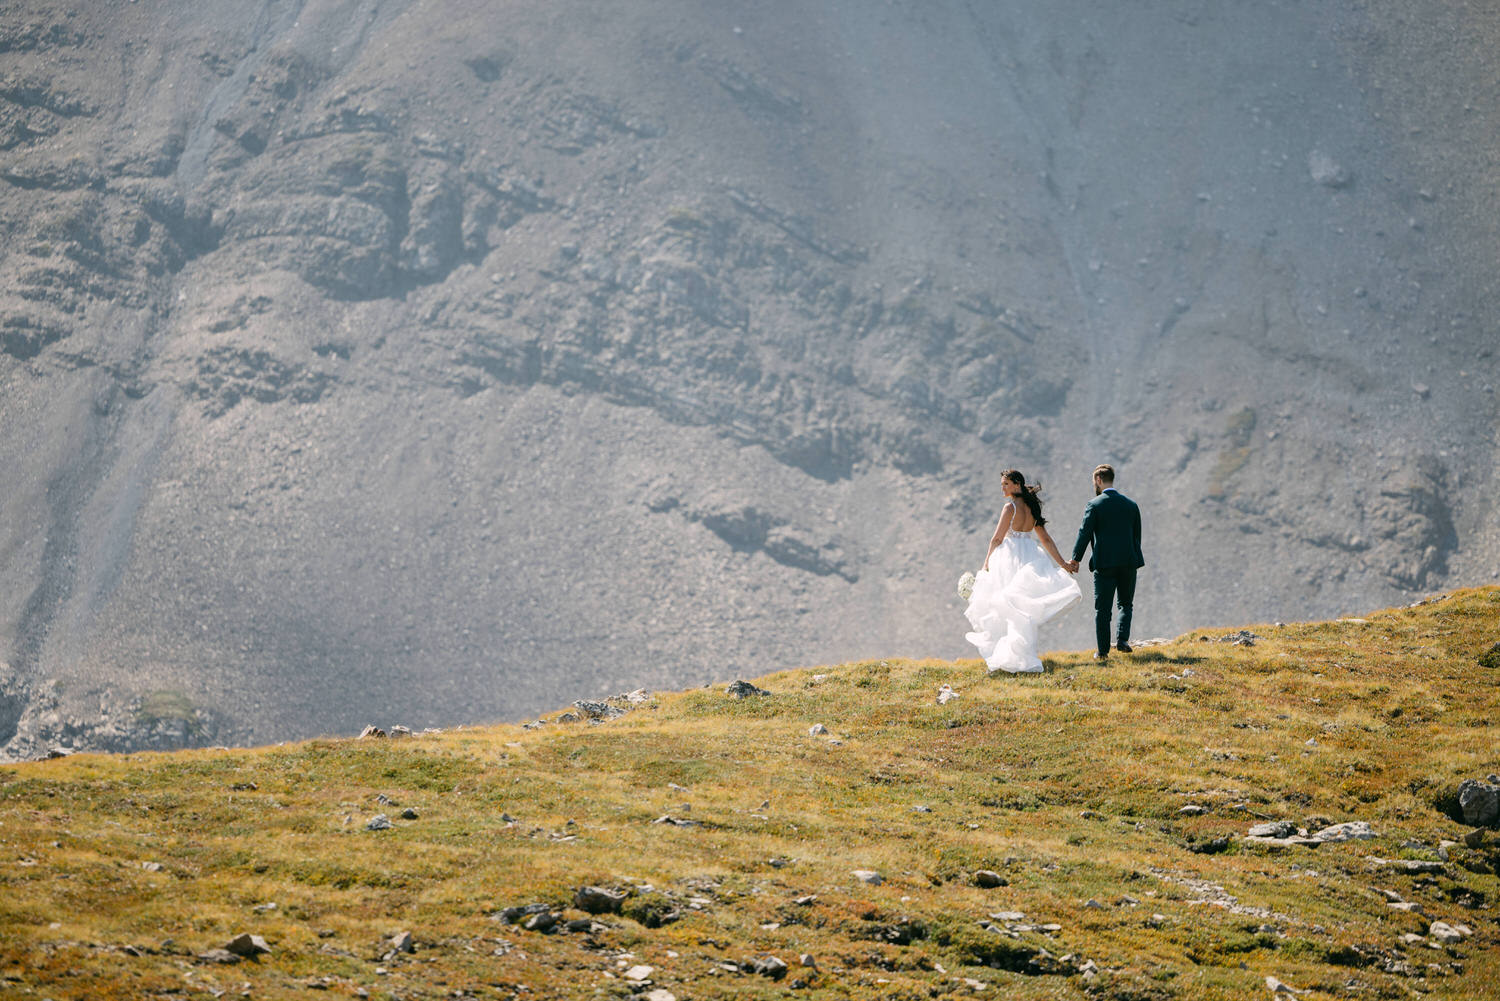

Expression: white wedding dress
xmin=964 ymin=529 xmax=1082 ymax=673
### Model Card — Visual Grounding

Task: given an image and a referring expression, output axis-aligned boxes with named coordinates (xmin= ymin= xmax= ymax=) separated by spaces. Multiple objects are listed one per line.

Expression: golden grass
xmin=1 ymin=588 xmax=1497 ymax=1000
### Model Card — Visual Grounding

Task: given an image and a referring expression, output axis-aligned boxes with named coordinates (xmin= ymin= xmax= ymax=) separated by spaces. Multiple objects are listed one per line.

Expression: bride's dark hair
xmin=1002 ymin=469 xmax=1046 ymax=527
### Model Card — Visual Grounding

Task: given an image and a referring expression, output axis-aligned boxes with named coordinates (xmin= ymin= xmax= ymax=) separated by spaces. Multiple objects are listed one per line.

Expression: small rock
xmin=989 ymin=911 xmax=1026 ymax=922
xmin=1389 ymin=902 xmax=1427 ymax=915
xmin=727 ymin=680 xmax=770 ymax=699
xmin=912 ymin=804 xmax=932 ymax=813
xmin=1308 ymin=150 xmax=1351 ymax=188
xmin=1368 ymin=857 xmax=1446 ymax=874
xmin=1463 ymin=828 xmax=1487 ymax=849
xmin=1179 ymin=804 xmax=1205 ymax=815
xmin=799 ymin=953 xmax=817 ymax=968
xmin=623 ymin=964 xmax=655 ymax=982
xmin=808 ymin=723 xmax=828 ymax=736
xmin=1310 ymin=821 xmax=1375 ymax=842
xmin=389 ymin=725 xmax=411 ymax=739
xmin=523 ymin=911 xmax=558 ymax=933
xmin=142 ymin=861 xmax=165 ymax=872
xmin=645 ymin=990 xmax=676 ymax=1001
xmin=973 ymin=870 xmax=1007 ymax=888
xmin=851 ymin=869 xmax=882 ymax=885
xmin=390 ymin=931 xmax=413 ymax=954
xmin=399 ymin=807 xmax=419 ymax=820
xmin=937 ymin=684 xmax=960 ymax=705
xmin=1429 ymin=922 xmax=1468 ymax=944
xmin=358 ymin=725 xmax=385 ymax=739
xmin=574 ymin=885 xmax=627 ymax=914
xmin=224 ymin=933 xmax=271 ymax=957
xmin=1084 ymin=898 xmax=1104 ymax=909
xmin=1266 ymin=974 xmax=1299 ymax=995
xmin=198 ymin=948 xmax=241 ymax=964
xmin=1249 ymin=821 xmax=1299 ymax=838
xmin=794 ymin=894 xmax=817 ymax=906
xmin=753 ymin=955 xmax=788 ymax=979
xmin=495 ymin=903 xmax=548 ymax=924
xmin=1375 ymin=888 xmax=1403 ymax=903
xmin=574 ymin=699 xmax=626 ymax=721
xmin=366 ymin=814 xmax=392 ymax=831
xmin=1243 ymin=835 xmax=1323 ymax=849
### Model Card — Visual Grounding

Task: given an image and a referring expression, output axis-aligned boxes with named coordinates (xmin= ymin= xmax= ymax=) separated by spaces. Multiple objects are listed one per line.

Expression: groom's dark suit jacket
xmin=1071 ymin=488 xmax=1145 ymax=571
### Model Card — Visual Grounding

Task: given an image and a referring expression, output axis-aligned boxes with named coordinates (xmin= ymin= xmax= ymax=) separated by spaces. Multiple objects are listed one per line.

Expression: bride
xmin=964 ymin=469 xmax=1081 ymax=673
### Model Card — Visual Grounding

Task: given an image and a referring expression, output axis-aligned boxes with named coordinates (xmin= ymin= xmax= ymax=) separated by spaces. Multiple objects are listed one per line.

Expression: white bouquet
xmin=957 ymin=571 xmax=976 ymax=601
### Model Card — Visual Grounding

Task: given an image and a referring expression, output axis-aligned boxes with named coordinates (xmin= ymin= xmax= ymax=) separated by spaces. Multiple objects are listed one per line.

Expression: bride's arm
xmin=983 ymin=503 xmax=1016 ymax=571
xmin=1034 ymin=524 xmax=1070 ymax=569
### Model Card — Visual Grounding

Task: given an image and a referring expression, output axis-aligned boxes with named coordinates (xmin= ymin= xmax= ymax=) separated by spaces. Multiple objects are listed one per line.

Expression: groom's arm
xmin=1071 ymin=503 xmax=1096 ymax=563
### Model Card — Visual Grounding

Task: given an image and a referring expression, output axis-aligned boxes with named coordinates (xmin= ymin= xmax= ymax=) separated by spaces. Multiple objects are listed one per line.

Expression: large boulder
xmin=1458 ymin=778 xmax=1499 ymax=827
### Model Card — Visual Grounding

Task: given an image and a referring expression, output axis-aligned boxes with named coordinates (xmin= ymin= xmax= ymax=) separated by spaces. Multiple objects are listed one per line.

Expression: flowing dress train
xmin=964 ymin=530 xmax=1082 ymax=673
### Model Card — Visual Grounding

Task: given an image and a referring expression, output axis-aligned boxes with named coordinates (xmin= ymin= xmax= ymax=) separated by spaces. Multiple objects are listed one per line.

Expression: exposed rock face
xmin=1 ymin=1 xmax=1498 ymax=757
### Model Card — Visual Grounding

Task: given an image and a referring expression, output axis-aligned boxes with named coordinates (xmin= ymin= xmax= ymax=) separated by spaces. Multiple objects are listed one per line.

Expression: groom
xmin=1066 ymin=464 xmax=1145 ymax=662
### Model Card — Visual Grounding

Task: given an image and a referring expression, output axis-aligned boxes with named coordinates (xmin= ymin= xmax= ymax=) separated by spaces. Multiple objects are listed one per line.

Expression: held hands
xmin=1063 ymin=559 xmax=1080 ymax=574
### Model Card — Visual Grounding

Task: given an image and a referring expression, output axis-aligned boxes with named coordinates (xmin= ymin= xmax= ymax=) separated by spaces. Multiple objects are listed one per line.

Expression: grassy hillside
xmin=1 ymin=589 xmax=1497 ymax=1001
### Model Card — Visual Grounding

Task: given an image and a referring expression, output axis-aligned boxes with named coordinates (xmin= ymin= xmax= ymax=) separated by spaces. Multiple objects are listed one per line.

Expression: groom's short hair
xmin=1093 ymin=464 xmax=1115 ymax=484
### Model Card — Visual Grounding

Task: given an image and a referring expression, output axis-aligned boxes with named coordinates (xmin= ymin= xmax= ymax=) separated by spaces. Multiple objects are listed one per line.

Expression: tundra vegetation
xmin=1 ymin=588 xmax=1497 ymax=999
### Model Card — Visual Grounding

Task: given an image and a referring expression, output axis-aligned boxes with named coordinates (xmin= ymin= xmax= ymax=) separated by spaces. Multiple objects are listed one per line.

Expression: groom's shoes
xmin=1116 ymin=642 xmax=1133 ymax=654
xmin=1092 ymin=651 xmax=1109 ymax=663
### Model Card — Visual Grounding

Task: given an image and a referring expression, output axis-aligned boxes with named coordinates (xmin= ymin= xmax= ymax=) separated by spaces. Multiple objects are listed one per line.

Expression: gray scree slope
xmin=1 ymin=0 xmax=1496 ymax=758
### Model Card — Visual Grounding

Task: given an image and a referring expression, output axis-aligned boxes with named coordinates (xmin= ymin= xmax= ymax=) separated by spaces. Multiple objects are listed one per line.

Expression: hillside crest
xmin=1 ymin=588 xmax=1497 ymax=1000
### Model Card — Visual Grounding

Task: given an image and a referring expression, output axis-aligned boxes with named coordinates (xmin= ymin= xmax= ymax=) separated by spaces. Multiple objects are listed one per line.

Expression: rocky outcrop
xmin=2 ymin=678 xmax=221 ymax=761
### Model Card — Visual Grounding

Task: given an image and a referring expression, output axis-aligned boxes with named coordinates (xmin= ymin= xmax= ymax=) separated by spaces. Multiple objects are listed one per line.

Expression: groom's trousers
xmin=1092 ymin=566 xmax=1136 ymax=655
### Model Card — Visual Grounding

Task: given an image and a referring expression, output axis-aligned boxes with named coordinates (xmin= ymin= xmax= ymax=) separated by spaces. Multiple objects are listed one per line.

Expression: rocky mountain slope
xmin=2 ymin=1 xmax=1497 ymax=756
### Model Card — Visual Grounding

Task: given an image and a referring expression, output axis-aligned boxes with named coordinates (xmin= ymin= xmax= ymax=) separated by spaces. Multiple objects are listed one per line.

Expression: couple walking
xmin=963 ymin=464 xmax=1144 ymax=672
